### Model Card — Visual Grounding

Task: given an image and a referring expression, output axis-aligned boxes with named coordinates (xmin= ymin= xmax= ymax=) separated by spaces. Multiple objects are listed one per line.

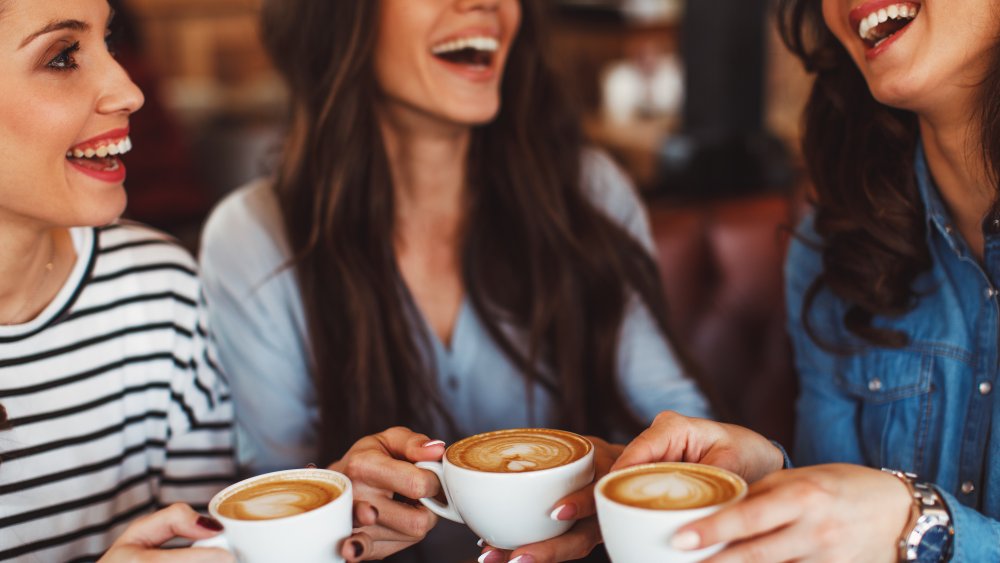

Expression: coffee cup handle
xmin=191 ymin=535 xmax=231 ymax=552
xmin=415 ymin=461 xmax=464 ymax=524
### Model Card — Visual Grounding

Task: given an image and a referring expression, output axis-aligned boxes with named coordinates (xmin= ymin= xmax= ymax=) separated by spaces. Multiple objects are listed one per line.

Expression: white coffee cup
xmin=596 ymin=462 xmax=747 ymax=563
xmin=416 ymin=428 xmax=595 ymax=550
xmin=194 ymin=468 xmax=353 ymax=563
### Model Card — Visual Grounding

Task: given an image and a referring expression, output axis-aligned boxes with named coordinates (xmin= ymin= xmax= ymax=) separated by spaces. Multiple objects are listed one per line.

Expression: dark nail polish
xmin=351 ymin=540 xmax=364 ymax=558
xmin=196 ymin=516 xmax=224 ymax=531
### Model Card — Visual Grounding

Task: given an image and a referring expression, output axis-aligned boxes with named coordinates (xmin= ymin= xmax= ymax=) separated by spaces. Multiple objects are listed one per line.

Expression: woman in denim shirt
xmin=606 ymin=0 xmax=1000 ymax=561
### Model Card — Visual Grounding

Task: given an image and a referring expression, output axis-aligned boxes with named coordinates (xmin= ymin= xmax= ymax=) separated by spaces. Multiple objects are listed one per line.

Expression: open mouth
xmin=430 ymin=36 xmax=499 ymax=69
xmin=66 ymin=135 xmax=132 ymax=174
xmin=855 ymin=2 xmax=920 ymax=49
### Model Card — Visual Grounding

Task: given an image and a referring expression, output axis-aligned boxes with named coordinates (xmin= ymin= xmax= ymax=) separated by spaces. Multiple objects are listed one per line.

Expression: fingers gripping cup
xmin=196 ymin=468 xmax=353 ymax=563
xmin=596 ymin=462 xmax=747 ymax=563
xmin=417 ymin=428 xmax=594 ymax=550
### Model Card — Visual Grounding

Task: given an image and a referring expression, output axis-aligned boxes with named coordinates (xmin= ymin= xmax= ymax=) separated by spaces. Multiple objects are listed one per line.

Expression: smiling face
xmin=0 ymin=0 xmax=143 ymax=231
xmin=374 ymin=0 xmax=521 ymax=128
xmin=822 ymin=0 xmax=1000 ymax=114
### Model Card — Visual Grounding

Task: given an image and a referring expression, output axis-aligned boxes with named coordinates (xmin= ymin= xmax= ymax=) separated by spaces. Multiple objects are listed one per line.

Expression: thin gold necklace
xmin=2 ymin=239 xmax=56 ymax=326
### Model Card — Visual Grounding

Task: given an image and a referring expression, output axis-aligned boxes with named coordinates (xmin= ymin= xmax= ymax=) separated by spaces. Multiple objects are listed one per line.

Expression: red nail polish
xmin=196 ymin=516 xmax=224 ymax=531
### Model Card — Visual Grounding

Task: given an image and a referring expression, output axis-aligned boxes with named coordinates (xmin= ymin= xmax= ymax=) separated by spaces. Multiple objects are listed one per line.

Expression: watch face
xmin=915 ymin=525 xmax=951 ymax=563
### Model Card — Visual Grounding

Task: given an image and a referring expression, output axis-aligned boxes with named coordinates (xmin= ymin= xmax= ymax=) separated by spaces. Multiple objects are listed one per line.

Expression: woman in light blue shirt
xmin=200 ymin=0 xmax=709 ymax=561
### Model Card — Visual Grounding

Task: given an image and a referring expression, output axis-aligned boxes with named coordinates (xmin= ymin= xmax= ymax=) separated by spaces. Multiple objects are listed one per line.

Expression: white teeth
xmin=431 ymin=36 xmax=499 ymax=55
xmin=856 ymin=3 xmax=918 ymax=42
xmin=66 ymin=136 xmax=133 ymax=159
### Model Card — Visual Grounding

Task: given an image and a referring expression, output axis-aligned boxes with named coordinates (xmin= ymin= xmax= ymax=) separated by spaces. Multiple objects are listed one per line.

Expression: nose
xmin=96 ymin=57 xmax=145 ymax=117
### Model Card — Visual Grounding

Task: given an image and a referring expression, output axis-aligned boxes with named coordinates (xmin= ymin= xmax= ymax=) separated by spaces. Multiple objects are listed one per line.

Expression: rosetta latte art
xmin=604 ymin=468 xmax=740 ymax=510
xmin=448 ymin=429 xmax=590 ymax=473
xmin=217 ymin=479 xmax=341 ymax=521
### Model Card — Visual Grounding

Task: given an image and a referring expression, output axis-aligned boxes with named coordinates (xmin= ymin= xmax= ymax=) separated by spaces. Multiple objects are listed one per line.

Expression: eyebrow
xmin=19 ymin=19 xmax=90 ymax=49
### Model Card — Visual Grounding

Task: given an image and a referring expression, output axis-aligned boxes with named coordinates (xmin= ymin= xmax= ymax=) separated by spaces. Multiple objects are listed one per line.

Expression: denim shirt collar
xmin=914 ymin=140 xmax=974 ymax=260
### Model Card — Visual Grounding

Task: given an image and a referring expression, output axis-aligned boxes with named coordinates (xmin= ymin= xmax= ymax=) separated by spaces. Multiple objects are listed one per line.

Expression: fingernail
xmin=509 ymin=556 xmax=535 ymax=563
xmin=671 ymin=530 xmax=701 ymax=551
xmin=196 ymin=516 xmax=224 ymax=531
xmin=351 ymin=540 xmax=364 ymax=558
xmin=549 ymin=503 xmax=577 ymax=521
xmin=476 ymin=538 xmax=485 ymax=547
xmin=422 ymin=440 xmax=446 ymax=448
xmin=305 ymin=462 xmax=317 ymax=469
xmin=371 ymin=505 xmax=380 ymax=520
xmin=477 ymin=549 xmax=499 ymax=563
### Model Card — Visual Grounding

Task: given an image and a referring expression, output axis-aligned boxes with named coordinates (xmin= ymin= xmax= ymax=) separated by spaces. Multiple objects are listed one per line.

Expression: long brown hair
xmin=261 ymin=1 xmax=695 ymax=462
xmin=778 ymin=0 xmax=1000 ymax=348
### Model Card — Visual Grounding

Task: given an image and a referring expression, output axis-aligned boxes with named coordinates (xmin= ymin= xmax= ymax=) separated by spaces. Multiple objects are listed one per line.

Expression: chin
xmin=76 ymin=192 xmax=128 ymax=228
xmin=447 ymin=99 xmax=502 ymax=126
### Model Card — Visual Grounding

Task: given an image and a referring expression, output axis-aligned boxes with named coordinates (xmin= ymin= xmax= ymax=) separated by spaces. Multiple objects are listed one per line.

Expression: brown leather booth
xmin=648 ymin=194 xmax=800 ymax=445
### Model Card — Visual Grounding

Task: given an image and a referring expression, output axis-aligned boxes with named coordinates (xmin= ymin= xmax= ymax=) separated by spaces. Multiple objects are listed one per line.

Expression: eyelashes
xmin=47 ymin=41 xmax=81 ymax=72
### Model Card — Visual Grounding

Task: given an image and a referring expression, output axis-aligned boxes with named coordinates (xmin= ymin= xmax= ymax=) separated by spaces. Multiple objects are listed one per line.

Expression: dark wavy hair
xmin=778 ymin=0 xmax=1000 ymax=348
xmin=260 ymin=1 xmax=699 ymax=462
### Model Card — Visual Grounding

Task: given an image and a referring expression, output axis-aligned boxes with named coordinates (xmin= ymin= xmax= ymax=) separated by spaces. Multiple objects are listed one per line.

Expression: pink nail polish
xmin=549 ymin=503 xmax=577 ymax=521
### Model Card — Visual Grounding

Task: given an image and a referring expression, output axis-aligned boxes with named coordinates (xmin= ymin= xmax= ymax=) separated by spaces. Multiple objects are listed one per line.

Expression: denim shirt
xmin=786 ymin=144 xmax=1000 ymax=561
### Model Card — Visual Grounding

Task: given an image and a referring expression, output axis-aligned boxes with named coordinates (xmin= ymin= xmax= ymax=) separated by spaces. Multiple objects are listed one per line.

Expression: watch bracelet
xmin=881 ymin=468 xmax=955 ymax=562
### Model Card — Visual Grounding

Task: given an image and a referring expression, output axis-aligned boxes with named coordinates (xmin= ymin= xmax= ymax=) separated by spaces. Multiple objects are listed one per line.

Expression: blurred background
xmin=116 ymin=0 xmax=813 ymax=447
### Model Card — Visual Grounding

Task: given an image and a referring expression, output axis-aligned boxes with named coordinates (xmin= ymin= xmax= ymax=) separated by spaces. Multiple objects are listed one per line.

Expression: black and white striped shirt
xmin=0 ymin=223 xmax=236 ymax=562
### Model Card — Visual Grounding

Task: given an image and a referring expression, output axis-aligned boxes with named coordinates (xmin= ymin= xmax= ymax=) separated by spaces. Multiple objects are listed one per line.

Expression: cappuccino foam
xmin=602 ymin=464 xmax=743 ymax=510
xmin=447 ymin=428 xmax=591 ymax=473
xmin=217 ymin=478 xmax=342 ymax=521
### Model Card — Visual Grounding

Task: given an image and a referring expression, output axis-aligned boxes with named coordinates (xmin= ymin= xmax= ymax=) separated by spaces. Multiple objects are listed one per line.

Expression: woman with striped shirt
xmin=0 ymin=0 xmax=239 ymax=560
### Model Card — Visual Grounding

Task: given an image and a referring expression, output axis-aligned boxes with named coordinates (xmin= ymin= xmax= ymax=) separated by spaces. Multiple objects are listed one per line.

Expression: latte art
xmin=603 ymin=465 xmax=742 ymax=510
xmin=448 ymin=428 xmax=591 ymax=473
xmin=217 ymin=479 xmax=342 ymax=521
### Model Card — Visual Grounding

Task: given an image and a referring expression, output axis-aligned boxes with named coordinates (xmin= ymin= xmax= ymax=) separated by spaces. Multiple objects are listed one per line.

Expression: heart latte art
xmin=217 ymin=478 xmax=342 ymax=521
xmin=603 ymin=465 xmax=743 ymax=510
xmin=447 ymin=428 xmax=591 ymax=473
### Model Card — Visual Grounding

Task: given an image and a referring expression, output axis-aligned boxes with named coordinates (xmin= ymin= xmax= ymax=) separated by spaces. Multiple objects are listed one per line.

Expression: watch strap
xmin=881 ymin=469 xmax=954 ymax=562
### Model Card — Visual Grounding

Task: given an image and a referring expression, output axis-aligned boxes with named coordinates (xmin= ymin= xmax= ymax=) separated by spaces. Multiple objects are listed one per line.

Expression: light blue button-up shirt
xmin=200 ymin=150 xmax=710 ymax=476
xmin=787 ymin=143 xmax=1000 ymax=561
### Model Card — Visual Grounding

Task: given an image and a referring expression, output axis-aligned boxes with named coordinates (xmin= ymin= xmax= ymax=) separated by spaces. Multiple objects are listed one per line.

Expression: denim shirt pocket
xmin=835 ymin=350 xmax=934 ymax=474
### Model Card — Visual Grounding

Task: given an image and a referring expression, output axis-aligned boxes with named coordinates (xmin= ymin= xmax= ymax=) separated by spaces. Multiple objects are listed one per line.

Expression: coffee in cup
xmin=195 ymin=468 xmax=353 ymax=563
xmin=417 ymin=428 xmax=594 ymax=550
xmin=596 ymin=462 xmax=747 ymax=563
xmin=217 ymin=476 xmax=343 ymax=521
xmin=601 ymin=462 xmax=743 ymax=510
xmin=447 ymin=427 xmax=591 ymax=473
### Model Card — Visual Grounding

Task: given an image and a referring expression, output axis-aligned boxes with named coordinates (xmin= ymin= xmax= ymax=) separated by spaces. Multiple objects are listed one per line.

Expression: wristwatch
xmin=882 ymin=469 xmax=955 ymax=562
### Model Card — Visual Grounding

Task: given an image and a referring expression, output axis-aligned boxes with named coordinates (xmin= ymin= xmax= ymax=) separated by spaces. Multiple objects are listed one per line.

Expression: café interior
xmin=121 ymin=0 xmax=811 ymax=449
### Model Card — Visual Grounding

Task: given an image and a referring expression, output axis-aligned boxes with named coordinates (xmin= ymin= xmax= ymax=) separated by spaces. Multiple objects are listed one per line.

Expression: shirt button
xmin=986 ymin=287 xmax=998 ymax=300
xmin=980 ymin=382 xmax=993 ymax=395
xmin=961 ymin=481 xmax=976 ymax=494
xmin=868 ymin=378 xmax=883 ymax=392
xmin=944 ymin=224 xmax=955 ymax=234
